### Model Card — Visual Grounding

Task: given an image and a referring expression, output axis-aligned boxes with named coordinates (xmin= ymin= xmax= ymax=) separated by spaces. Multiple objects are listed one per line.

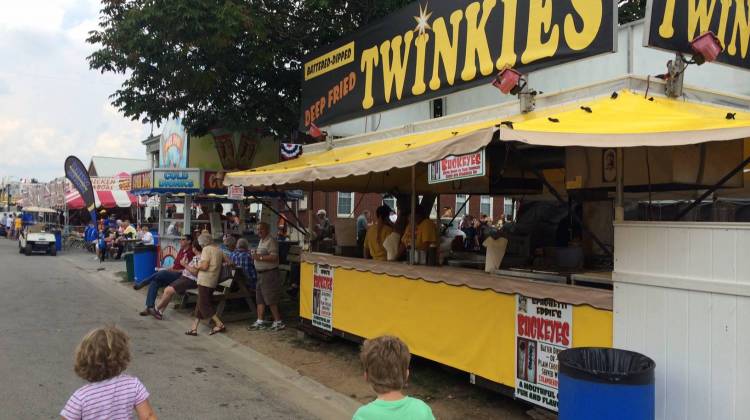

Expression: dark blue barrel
xmin=133 ymin=245 xmax=157 ymax=283
xmin=558 ymin=348 xmax=655 ymax=420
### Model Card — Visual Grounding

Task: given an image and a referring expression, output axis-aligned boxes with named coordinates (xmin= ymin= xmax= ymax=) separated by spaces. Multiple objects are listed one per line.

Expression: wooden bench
xmin=176 ymin=270 xmax=256 ymax=321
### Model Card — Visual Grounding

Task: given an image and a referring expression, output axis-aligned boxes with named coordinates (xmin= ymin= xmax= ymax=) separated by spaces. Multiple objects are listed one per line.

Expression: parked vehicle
xmin=18 ymin=224 xmax=57 ymax=256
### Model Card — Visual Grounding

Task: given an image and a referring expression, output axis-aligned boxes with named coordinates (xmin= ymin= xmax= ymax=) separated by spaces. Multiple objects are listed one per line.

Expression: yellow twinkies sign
xmin=645 ymin=0 xmax=750 ymax=70
xmin=300 ymin=0 xmax=615 ymax=129
xmin=305 ymin=42 xmax=356 ymax=81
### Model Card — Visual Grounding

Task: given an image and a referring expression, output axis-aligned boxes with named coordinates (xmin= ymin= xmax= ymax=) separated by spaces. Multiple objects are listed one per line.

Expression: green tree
xmin=88 ymin=0 xmax=410 ymax=137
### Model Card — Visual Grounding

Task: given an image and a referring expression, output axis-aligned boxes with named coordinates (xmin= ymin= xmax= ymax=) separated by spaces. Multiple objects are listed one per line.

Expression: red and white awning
xmin=65 ymin=190 xmax=137 ymax=210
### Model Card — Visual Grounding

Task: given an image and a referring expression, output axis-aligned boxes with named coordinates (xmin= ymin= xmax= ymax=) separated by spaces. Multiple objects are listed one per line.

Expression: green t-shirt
xmin=353 ymin=397 xmax=435 ymax=420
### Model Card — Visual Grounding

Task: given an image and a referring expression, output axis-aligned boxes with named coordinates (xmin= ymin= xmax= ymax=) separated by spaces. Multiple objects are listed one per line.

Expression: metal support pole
xmin=183 ymin=195 xmax=192 ymax=236
xmin=675 ymin=154 xmax=750 ymax=221
xmin=615 ymin=148 xmax=625 ymax=222
xmin=308 ymin=184 xmax=314 ymax=251
xmin=410 ymin=166 xmax=416 ymax=265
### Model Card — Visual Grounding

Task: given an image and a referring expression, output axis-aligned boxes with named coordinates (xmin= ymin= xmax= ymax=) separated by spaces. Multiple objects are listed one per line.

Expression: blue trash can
xmin=133 ymin=245 xmax=157 ymax=284
xmin=150 ymin=229 xmax=159 ymax=246
xmin=558 ymin=348 xmax=655 ymax=420
xmin=54 ymin=230 xmax=62 ymax=251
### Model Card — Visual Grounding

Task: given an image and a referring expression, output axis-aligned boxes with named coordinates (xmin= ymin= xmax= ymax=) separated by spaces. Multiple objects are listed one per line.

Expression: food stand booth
xmin=226 ymin=0 xmax=750 ymax=416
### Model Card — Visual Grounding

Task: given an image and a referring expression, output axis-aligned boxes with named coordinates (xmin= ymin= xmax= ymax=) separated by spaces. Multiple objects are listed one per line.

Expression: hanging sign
xmin=160 ymin=118 xmax=188 ymax=169
xmin=645 ymin=0 xmax=750 ymax=70
xmin=428 ymin=150 xmax=485 ymax=184
xmin=227 ymin=185 xmax=244 ymax=201
xmin=515 ymin=295 xmax=573 ymax=412
xmin=301 ymin=0 xmax=615 ymax=129
xmin=312 ymin=264 xmax=334 ymax=331
xmin=130 ymin=171 xmax=154 ymax=194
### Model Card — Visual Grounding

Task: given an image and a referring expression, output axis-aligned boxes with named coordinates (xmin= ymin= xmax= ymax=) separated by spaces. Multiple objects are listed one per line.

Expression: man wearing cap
xmin=314 ymin=209 xmax=332 ymax=240
xmin=136 ymin=234 xmax=194 ymax=319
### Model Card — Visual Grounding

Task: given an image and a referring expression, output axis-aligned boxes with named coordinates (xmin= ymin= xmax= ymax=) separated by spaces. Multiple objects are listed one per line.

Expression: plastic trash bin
xmin=124 ymin=252 xmax=135 ymax=282
xmin=558 ymin=347 xmax=655 ymax=420
xmin=133 ymin=245 xmax=157 ymax=284
xmin=54 ymin=230 xmax=62 ymax=251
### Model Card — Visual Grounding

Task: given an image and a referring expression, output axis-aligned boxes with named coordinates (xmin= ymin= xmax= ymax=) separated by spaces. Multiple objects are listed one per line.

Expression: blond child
xmin=61 ymin=326 xmax=156 ymax=420
xmin=354 ymin=336 xmax=435 ymax=420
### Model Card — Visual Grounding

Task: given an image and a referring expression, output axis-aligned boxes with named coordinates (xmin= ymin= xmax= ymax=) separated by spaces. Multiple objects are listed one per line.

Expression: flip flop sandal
xmin=185 ymin=329 xmax=198 ymax=336
xmin=209 ymin=325 xmax=226 ymax=336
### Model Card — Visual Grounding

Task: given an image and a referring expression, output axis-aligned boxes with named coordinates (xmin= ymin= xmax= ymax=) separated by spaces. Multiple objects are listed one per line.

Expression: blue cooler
xmin=558 ymin=348 xmax=655 ymax=420
xmin=133 ymin=245 xmax=157 ymax=284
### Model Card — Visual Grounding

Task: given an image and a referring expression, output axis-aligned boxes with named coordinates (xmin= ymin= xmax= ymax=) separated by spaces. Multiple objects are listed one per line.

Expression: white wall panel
xmin=615 ymin=222 xmax=750 ymax=420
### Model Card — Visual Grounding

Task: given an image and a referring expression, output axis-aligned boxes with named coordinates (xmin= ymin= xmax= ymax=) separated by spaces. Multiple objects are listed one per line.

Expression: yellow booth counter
xmin=299 ymin=253 xmax=612 ymax=409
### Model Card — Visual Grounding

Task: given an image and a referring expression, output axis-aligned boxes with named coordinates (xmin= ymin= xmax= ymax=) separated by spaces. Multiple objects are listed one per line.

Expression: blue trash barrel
xmin=558 ymin=348 xmax=655 ymax=420
xmin=54 ymin=230 xmax=62 ymax=251
xmin=133 ymin=245 xmax=157 ymax=283
xmin=150 ymin=229 xmax=159 ymax=246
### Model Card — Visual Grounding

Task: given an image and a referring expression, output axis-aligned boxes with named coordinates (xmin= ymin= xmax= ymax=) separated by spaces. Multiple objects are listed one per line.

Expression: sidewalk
xmin=61 ymin=248 xmax=532 ymax=420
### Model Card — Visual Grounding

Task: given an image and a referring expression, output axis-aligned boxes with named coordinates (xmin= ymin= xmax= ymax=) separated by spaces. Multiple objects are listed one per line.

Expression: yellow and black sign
xmin=646 ymin=0 xmax=750 ymax=70
xmin=301 ymin=0 xmax=616 ymax=129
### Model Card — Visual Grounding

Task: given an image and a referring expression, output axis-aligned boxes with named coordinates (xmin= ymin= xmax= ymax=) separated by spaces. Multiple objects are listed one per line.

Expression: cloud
xmin=0 ymin=1 xmax=149 ymax=182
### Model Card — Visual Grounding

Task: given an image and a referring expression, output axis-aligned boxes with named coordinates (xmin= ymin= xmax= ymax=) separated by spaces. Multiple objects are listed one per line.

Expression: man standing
xmin=136 ymin=235 xmax=194 ymax=318
xmin=248 ymin=222 xmax=285 ymax=331
xmin=356 ymin=210 xmax=371 ymax=255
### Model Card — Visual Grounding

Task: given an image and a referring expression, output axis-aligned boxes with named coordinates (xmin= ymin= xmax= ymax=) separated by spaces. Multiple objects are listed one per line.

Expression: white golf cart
xmin=17 ymin=207 xmax=59 ymax=256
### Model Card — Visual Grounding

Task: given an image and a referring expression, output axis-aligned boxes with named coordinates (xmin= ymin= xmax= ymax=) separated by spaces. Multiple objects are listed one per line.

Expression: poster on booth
xmin=227 ymin=185 xmax=244 ymax=201
xmin=312 ymin=264 xmax=334 ymax=331
xmin=515 ymin=295 xmax=572 ymax=411
xmin=428 ymin=150 xmax=485 ymax=184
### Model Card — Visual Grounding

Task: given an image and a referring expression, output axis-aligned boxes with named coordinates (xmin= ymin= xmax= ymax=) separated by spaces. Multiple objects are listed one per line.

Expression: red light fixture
xmin=493 ymin=68 xmax=523 ymax=95
xmin=308 ymin=123 xmax=324 ymax=139
xmin=690 ymin=31 xmax=723 ymax=65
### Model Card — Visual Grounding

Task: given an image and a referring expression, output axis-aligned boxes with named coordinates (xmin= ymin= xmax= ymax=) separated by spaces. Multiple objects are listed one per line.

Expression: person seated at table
xmin=114 ymin=220 xmax=137 ymax=259
xmin=139 ymin=225 xmax=154 ymax=245
xmin=230 ymin=238 xmax=257 ymax=291
xmin=150 ymin=240 xmax=202 ymax=320
xmin=136 ymin=235 xmax=194 ymax=317
xmin=400 ymin=206 xmax=438 ymax=255
xmin=364 ymin=205 xmax=393 ymax=261
xmin=220 ymin=235 xmax=236 ymax=256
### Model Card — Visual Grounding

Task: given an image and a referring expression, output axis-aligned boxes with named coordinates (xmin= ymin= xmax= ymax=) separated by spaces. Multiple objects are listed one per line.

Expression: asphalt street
xmin=0 ymin=238 xmax=358 ymax=419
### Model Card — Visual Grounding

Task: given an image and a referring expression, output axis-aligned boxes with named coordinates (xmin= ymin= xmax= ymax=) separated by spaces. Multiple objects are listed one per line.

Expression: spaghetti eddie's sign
xmin=301 ymin=0 xmax=616 ymax=129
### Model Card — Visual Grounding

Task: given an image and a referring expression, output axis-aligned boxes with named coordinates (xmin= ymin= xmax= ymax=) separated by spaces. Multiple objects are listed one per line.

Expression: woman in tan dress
xmin=186 ymin=233 xmax=228 ymax=336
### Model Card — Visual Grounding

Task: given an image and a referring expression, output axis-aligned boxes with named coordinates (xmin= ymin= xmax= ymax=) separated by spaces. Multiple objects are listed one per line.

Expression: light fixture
xmin=492 ymin=68 xmax=523 ymax=95
xmin=690 ymin=31 xmax=723 ymax=65
xmin=308 ymin=123 xmax=325 ymax=139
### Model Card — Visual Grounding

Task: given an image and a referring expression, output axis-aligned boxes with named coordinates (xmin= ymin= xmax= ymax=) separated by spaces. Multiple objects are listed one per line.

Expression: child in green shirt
xmin=353 ymin=335 xmax=435 ymax=420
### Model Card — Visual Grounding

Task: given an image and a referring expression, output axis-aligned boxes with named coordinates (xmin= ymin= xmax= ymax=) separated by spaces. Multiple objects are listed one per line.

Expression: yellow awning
xmin=500 ymin=90 xmax=750 ymax=147
xmin=226 ymin=89 xmax=750 ymax=189
xmin=225 ymin=124 xmax=497 ymax=188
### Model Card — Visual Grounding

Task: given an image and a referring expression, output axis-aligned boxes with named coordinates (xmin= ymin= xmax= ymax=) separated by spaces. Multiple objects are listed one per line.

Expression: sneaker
xmin=147 ymin=307 xmax=163 ymax=320
xmin=247 ymin=320 xmax=268 ymax=331
xmin=269 ymin=321 xmax=286 ymax=331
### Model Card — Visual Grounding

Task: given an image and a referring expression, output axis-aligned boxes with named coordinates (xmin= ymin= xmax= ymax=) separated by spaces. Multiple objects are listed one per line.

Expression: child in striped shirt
xmin=61 ymin=326 xmax=156 ymax=420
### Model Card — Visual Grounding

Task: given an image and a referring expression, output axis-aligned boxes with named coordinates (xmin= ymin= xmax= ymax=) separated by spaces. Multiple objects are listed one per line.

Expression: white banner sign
xmin=428 ymin=150 xmax=485 ymax=184
xmin=227 ymin=185 xmax=244 ymax=201
xmin=312 ymin=264 xmax=334 ymax=331
xmin=515 ymin=295 xmax=573 ymax=412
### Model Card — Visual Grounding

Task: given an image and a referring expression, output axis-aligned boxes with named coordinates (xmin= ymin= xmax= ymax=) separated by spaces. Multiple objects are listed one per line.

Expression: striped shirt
xmin=61 ymin=374 xmax=149 ymax=420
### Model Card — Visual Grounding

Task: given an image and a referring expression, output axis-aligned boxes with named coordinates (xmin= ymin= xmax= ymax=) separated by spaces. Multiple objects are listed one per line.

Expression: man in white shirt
xmin=140 ymin=226 xmax=154 ymax=246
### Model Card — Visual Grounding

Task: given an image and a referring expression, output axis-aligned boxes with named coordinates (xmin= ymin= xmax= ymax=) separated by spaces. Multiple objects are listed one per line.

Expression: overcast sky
xmin=0 ymin=0 xmax=150 ymax=182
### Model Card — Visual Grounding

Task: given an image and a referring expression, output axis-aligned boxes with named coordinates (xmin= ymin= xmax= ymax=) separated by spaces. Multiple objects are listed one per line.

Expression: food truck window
xmin=456 ymin=194 xmax=469 ymax=217
xmin=480 ymin=196 xmax=492 ymax=218
xmin=337 ymin=192 xmax=354 ymax=218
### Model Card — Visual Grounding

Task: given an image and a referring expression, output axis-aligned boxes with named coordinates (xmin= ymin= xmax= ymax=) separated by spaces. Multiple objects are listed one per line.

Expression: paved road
xmin=0 ymin=239 xmax=357 ymax=419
